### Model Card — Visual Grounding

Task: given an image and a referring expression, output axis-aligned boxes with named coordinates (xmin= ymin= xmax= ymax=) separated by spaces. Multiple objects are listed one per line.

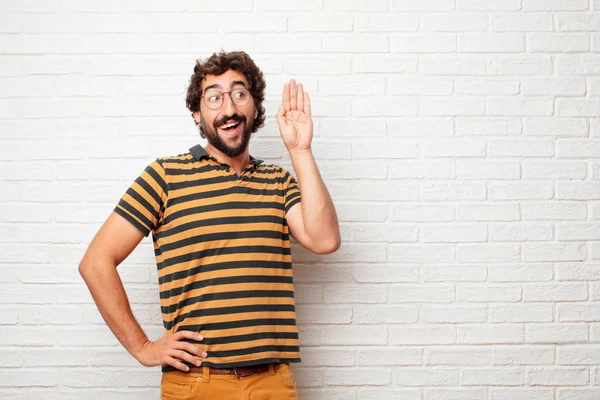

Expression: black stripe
xmin=113 ymin=207 xmax=150 ymax=236
xmin=165 ymin=164 xmax=221 ymax=176
xmin=181 ymin=318 xmax=298 ymax=331
xmin=208 ymin=345 xmax=300 ymax=358
xmin=159 ymin=260 xmax=292 ymax=285
xmin=160 ymin=230 xmax=285 ymax=253
xmin=168 ymin=174 xmax=238 ymax=191
xmin=168 ymin=187 xmax=286 ymax=208
xmin=286 ymin=197 xmax=301 ymax=213
xmin=160 ymin=275 xmax=294 ymax=299
xmin=164 ymin=303 xmax=296 ymax=330
xmin=116 ymin=199 xmax=154 ymax=233
xmin=147 ymin=162 xmax=168 ymax=196
xmin=134 ymin=175 xmax=162 ymax=206
xmin=193 ymin=331 xmax=298 ymax=346
xmin=158 ymin=245 xmax=291 ymax=270
xmin=155 ymin=215 xmax=285 ymax=240
xmin=161 ymin=290 xmax=294 ymax=314
xmin=125 ymin=187 xmax=160 ymax=222
xmin=164 ymin=201 xmax=284 ymax=225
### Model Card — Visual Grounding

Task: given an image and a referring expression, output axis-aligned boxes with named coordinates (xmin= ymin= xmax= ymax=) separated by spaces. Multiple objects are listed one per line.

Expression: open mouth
xmin=219 ymin=121 xmax=241 ymax=131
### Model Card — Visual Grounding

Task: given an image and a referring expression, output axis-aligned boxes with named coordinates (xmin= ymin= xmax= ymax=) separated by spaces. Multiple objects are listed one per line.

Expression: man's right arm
xmin=79 ymin=212 xmax=205 ymax=371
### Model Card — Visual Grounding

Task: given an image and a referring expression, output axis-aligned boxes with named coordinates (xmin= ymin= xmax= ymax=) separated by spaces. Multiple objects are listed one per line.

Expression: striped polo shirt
xmin=114 ymin=144 xmax=302 ymax=371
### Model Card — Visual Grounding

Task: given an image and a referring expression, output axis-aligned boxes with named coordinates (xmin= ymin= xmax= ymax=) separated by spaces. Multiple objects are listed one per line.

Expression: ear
xmin=253 ymin=108 xmax=258 ymax=119
xmin=193 ymin=111 xmax=202 ymax=125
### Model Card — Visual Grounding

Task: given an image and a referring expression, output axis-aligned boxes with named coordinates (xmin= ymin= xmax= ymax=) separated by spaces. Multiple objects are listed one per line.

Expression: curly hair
xmin=185 ymin=51 xmax=266 ymax=136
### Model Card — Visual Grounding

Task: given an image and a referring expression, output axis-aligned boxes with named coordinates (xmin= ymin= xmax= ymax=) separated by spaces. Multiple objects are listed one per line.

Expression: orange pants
xmin=160 ymin=363 xmax=299 ymax=400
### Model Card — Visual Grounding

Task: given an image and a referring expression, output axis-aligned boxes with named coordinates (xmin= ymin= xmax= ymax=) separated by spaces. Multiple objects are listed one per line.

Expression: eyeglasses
xmin=201 ymin=88 xmax=251 ymax=110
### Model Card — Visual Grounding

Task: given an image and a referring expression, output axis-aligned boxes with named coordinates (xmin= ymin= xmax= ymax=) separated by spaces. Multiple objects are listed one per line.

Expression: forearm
xmin=289 ymin=148 xmax=340 ymax=245
xmin=79 ymin=261 xmax=148 ymax=359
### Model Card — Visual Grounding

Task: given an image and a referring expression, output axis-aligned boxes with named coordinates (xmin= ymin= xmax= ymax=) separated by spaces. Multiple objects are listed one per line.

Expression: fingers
xmin=165 ymin=355 xmax=193 ymax=372
xmin=171 ymin=349 xmax=202 ymax=368
xmin=290 ymin=79 xmax=297 ymax=111
xmin=276 ymin=104 xmax=286 ymax=123
xmin=304 ymin=92 xmax=311 ymax=116
xmin=297 ymin=83 xmax=304 ymax=113
xmin=282 ymin=82 xmax=290 ymax=112
xmin=175 ymin=341 xmax=207 ymax=358
xmin=175 ymin=330 xmax=203 ymax=342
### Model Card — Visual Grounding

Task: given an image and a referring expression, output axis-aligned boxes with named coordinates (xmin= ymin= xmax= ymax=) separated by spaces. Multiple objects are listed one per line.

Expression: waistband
xmin=188 ymin=363 xmax=276 ymax=377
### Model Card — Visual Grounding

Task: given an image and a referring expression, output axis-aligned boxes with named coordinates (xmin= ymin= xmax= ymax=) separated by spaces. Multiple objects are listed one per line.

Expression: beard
xmin=199 ymin=113 xmax=254 ymax=158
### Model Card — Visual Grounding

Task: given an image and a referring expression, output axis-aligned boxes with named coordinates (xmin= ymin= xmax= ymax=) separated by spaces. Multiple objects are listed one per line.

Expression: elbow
xmin=312 ymin=235 xmax=341 ymax=255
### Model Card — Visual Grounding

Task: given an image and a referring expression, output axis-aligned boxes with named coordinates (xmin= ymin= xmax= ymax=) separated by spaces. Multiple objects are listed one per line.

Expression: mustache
xmin=215 ymin=114 xmax=246 ymax=127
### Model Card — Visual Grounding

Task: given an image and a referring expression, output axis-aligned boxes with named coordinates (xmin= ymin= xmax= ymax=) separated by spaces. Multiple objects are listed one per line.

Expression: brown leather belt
xmin=188 ymin=363 xmax=272 ymax=377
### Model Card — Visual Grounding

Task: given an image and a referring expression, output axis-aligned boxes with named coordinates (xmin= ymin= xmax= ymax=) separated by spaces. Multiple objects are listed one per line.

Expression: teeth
xmin=221 ymin=122 xmax=239 ymax=129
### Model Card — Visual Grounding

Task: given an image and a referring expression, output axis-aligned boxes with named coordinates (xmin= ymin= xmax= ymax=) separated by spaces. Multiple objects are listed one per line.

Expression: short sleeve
xmin=282 ymin=168 xmax=301 ymax=214
xmin=113 ymin=160 xmax=168 ymax=236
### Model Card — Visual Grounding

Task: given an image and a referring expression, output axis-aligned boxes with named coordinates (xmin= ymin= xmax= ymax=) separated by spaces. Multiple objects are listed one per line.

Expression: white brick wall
xmin=0 ymin=0 xmax=599 ymax=398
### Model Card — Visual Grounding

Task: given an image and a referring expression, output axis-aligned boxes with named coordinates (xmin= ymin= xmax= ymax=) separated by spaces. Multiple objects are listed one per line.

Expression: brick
xmin=489 ymin=223 xmax=553 ymax=242
xmin=526 ymin=324 xmax=589 ymax=344
xmin=457 ymin=0 xmax=521 ymax=10
xmin=390 ymin=160 xmax=456 ymax=179
xmin=354 ymin=14 xmax=419 ymax=32
xmin=523 ymin=242 xmax=586 ymax=262
xmin=422 ymin=223 xmax=487 ymax=243
xmin=457 ymin=285 xmax=522 ymax=302
xmin=490 ymin=13 xmax=554 ymax=31
xmin=255 ymin=0 xmax=322 ymax=10
xmin=390 ymin=244 xmax=455 ymax=263
xmin=324 ymin=368 xmax=390 ymax=386
xmin=393 ymin=204 xmax=455 ymax=222
xmin=522 ymin=202 xmax=587 ymax=220
xmin=558 ymin=304 xmax=600 ymax=322
xmin=490 ymin=304 xmax=553 ymax=322
xmin=557 ymin=13 xmax=600 ymax=31
xmin=421 ymin=98 xmax=486 ymax=116
xmin=493 ymin=345 xmax=555 ymax=365
xmin=390 ymin=285 xmax=455 ymax=303
xmin=391 ymin=34 xmax=457 ymax=53
xmin=488 ymin=264 xmax=553 ymax=282
xmin=424 ymin=14 xmax=488 ymax=31
xmin=460 ymin=368 xmax=523 ymax=385
xmin=390 ymin=325 xmax=456 ymax=345
xmin=324 ymin=34 xmax=388 ymax=53
xmin=422 ymin=265 xmax=487 ymax=282
xmin=425 ymin=346 xmax=492 ymax=366
xmin=488 ymin=56 xmax=553 ymax=75
xmin=353 ymin=265 xmax=419 ymax=283
xmin=299 ymin=348 xmax=355 ymax=367
xmin=325 ymin=0 xmax=387 ymax=11
xmin=357 ymin=347 xmax=422 ymax=366
xmin=522 ymin=160 xmax=587 ymax=179
xmin=489 ymin=182 xmax=554 ymax=200
xmin=557 ymin=56 xmax=600 ymax=75
xmin=488 ymin=98 xmax=553 ymax=116
xmin=423 ymin=306 xmax=487 ymax=323
xmin=559 ymin=390 xmax=600 ymax=400
xmin=456 ymin=203 xmax=519 ymax=222
xmin=557 ymin=262 xmax=600 ymax=280
xmin=557 ymin=182 xmax=600 ymax=200
xmin=457 ymin=324 xmax=524 ymax=344
xmin=352 ymin=97 xmax=417 ymax=117
xmin=424 ymin=388 xmax=487 ymax=400
xmin=393 ymin=367 xmax=459 ymax=385
xmin=387 ymin=77 xmax=453 ymax=95
xmin=490 ymin=388 xmax=554 ymax=400
xmin=557 ymin=139 xmax=600 ymax=158
xmin=351 ymin=223 xmax=417 ymax=243
xmin=296 ymin=305 xmax=352 ymax=324
xmin=459 ymin=33 xmax=525 ymax=52
xmin=456 ymin=243 xmax=520 ymax=263
xmin=557 ymin=99 xmax=600 ymax=117
xmin=455 ymin=78 xmax=520 ymax=95
xmin=523 ymin=0 xmax=589 ymax=11
xmin=422 ymin=56 xmax=487 ymax=75
xmin=558 ymin=345 xmax=600 ymax=365
xmin=353 ymin=55 xmax=417 ymax=73
xmin=523 ymin=78 xmax=586 ymax=96
xmin=457 ymin=160 xmax=519 ymax=179
xmin=323 ymin=284 xmax=387 ymax=304
xmin=524 ymin=118 xmax=589 ymax=137
xmin=421 ymin=182 xmax=486 ymax=201
xmin=528 ymin=33 xmax=590 ymax=52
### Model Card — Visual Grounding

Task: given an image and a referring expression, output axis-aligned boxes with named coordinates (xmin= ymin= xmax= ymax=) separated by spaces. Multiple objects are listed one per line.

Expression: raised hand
xmin=134 ymin=330 xmax=207 ymax=372
xmin=276 ymin=79 xmax=313 ymax=151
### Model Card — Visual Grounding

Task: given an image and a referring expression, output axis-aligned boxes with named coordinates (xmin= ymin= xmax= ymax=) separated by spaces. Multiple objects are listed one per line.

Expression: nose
xmin=221 ymin=92 xmax=235 ymax=115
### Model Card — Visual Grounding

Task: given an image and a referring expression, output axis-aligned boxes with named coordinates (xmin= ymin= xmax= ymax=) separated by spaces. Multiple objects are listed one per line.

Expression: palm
xmin=276 ymin=79 xmax=313 ymax=150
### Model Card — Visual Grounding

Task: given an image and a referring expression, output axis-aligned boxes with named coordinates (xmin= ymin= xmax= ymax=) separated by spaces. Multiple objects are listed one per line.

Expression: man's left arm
xmin=276 ymin=79 xmax=341 ymax=255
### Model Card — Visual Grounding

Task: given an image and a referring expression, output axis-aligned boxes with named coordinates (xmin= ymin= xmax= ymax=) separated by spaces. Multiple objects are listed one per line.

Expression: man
xmin=79 ymin=51 xmax=340 ymax=399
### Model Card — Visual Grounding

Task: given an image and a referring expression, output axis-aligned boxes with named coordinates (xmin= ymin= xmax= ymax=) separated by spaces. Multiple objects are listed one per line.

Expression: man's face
xmin=193 ymin=69 xmax=258 ymax=158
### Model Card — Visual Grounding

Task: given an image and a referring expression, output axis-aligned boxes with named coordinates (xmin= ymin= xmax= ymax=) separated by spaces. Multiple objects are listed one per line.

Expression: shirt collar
xmin=189 ymin=144 xmax=263 ymax=166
